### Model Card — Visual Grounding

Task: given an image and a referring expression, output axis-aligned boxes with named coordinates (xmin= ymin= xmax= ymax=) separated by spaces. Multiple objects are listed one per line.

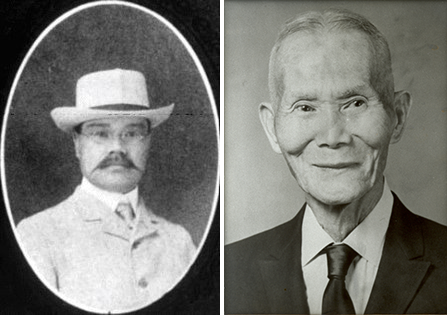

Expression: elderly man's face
xmin=73 ymin=117 xmax=151 ymax=193
xmin=261 ymin=30 xmax=408 ymax=205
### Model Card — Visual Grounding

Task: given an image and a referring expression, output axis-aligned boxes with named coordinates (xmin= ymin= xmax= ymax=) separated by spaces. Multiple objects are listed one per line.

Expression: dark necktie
xmin=322 ymin=244 xmax=358 ymax=315
xmin=116 ymin=201 xmax=135 ymax=230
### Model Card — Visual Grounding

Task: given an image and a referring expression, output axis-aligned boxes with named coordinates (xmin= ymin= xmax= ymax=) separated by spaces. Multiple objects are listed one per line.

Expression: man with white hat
xmin=16 ymin=68 xmax=196 ymax=312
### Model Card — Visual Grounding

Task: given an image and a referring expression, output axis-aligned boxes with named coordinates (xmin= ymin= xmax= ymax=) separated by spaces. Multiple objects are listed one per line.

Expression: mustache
xmin=96 ymin=153 xmax=138 ymax=170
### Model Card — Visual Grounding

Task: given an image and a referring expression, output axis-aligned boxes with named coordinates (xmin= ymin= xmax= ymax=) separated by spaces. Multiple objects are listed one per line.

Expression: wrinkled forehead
xmin=81 ymin=117 xmax=150 ymax=130
xmin=272 ymin=30 xmax=374 ymax=93
xmin=279 ymin=30 xmax=371 ymax=71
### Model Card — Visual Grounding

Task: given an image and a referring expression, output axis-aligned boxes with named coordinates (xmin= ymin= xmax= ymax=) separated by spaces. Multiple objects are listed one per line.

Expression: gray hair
xmin=268 ymin=8 xmax=394 ymax=108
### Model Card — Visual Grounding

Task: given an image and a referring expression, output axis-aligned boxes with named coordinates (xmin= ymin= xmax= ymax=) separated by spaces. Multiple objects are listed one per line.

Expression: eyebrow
xmin=336 ymin=85 xmax=369 ymax=100
xmin=292 ymin=84 xmax=368 ymax=102
xmin=289 ymin=85 xmax=369 ymax=102
xmin=289 ymin=93 xmax=318 ymax=102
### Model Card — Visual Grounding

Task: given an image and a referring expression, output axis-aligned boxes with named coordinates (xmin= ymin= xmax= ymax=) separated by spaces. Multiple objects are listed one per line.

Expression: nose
xmin=315 ymin=110 xmax=352 ymax=148
xmin=107 ymin=135 xmax=128 ymax=154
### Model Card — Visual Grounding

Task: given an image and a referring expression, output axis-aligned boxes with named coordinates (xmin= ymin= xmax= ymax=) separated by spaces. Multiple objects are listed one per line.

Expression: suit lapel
xmin=73 ymin=187 xmax=162 ymax=242
xmin=72 ymin=187 xmax=131 ymax=240
xmin=132 ymin=200 xmax=160 ymax=240
xmin=258 ymin=206 xmax=310 ymax=314
xmin=365 ymin=194 xmax=431 ymax=314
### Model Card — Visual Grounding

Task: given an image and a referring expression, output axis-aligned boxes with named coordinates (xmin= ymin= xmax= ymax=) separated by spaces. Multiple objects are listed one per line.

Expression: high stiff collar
xmin=71 ymin=185 xmax=161 ymax=241
xmin=80 ymin=177 xmax=139 ymax=213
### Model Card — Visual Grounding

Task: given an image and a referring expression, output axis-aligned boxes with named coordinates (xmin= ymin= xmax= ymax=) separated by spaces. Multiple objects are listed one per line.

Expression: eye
xmin=353 ymin=100 xmax=366 ymax=107
xmin=122 ymin=130 xmax=137 ymax=138
xmin=92 ymin=130 xmax=109 ymax=139
xmin=294 ymin=104 xmax=315 ymax=112
xmin=343 ymin=99 xmax=367 ymax=112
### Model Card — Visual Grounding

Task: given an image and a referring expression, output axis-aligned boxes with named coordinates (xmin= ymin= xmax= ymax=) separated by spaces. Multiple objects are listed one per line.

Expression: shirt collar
xmin=302 ymin=179 xmax=393 ymax=268
xmin=80 ymin=177 xmax=139 ymax=213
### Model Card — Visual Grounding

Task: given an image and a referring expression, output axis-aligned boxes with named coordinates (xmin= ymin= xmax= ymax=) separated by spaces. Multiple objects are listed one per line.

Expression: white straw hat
xmin=51 ymin=68 xmax=174 ymax=132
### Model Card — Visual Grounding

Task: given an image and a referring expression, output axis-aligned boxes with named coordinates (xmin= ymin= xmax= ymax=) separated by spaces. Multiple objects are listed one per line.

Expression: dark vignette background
xmin=6 ymin=3 xmax=217 ymax=248
xmin=0 ymin=0 xmax=219 ymax=314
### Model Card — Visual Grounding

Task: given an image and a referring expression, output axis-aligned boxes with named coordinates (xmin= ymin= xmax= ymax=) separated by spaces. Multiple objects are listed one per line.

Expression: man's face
xmin=261 ymin=30 xmax=404 ymax=206
xmin=73 ymin=117 xmax=151 ymax=193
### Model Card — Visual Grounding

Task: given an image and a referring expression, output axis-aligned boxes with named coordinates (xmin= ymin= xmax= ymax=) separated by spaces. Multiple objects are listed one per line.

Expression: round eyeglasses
xmin=80 ymin=129 xmax=149 ymax=144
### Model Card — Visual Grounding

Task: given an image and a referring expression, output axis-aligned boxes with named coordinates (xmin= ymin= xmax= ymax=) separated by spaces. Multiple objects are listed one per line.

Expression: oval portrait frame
xmin=1 ymin=1 xmax=219 ymax=313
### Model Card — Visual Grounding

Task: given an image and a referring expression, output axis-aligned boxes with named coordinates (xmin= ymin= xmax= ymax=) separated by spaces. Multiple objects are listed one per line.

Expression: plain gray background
xmin=225 ymin=1 xmax=447 ymax=244
xmin=4 ymin=4 xmax=218 ymax=247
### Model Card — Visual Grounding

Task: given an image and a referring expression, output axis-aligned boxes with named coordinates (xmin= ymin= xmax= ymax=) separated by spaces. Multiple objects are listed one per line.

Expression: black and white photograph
xmin=0 ymin=1 xmax=219 ymax=314
xmin=225 ymin=1 xmax=447 ymax=314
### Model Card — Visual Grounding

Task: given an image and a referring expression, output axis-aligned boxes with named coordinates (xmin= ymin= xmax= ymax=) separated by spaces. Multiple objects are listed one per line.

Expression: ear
xmin=72 ymin=132 xmax=81 ymax=159
xmin=259 ymin=102 xmax=282 ymax=154
xmin=390 ymin=90 xmax=412 ymax=144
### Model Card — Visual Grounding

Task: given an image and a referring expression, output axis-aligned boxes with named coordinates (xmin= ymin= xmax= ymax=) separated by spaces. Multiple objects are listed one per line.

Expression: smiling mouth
xmin=313 ymin=163 xmax=359 ymax=169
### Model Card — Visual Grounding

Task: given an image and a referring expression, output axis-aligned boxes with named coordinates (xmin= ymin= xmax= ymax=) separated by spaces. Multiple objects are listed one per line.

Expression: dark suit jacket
xmin=225 ymin=194 xmax=447 ymax=314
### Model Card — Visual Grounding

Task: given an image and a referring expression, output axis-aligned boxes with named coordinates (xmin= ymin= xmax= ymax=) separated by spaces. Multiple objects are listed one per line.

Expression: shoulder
xmin=393 ymin=194 xmax=447 ymax=239
xmin=144 ymin=210 xmax=196 ymax=251
xmin=16 ymin=193 xmax=78 ymax=236
xmin=416 ymin=214 xmax=447 ymax=259
xmin=225 ymin=211 xmax=303 ymax=313
xmin=392 ymin=193 xmax=447 ymax=261
xmin=226 ymin=210 xmax=303 ymax=262
xmin=226 ymin=224 xmax=283 ymax=261
xmin=150 ymin=211 xmax=191 ymax=237
xmin=15 ymin=194 xmax=78 ymax=272
xmin=392 ymin=197 xmax=447 ymax=312
xmin=417 ymin=213 xmax=447 ymax=237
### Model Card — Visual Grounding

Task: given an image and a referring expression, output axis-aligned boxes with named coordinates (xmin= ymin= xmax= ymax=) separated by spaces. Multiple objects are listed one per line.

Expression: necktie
xmin=116 ymin=201 xmax=135 ymax=229
xmin=322 ymin=244 xmax=358 ymax=315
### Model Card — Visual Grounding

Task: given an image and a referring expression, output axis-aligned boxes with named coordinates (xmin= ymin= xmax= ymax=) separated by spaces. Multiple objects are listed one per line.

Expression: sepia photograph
xmin=225 ymin=1 xmax=447 ymax=314
xmin=1 ymin=1 xmax=219 ymax=314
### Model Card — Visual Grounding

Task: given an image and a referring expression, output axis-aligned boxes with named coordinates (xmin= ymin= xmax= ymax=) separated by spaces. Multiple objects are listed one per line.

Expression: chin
xmin=304 ymin=182 xmax=370 ymax=206
xmin=311 ymin=192 xmax=359 ymax=206
xmin=91 ymin=172 xmax=141 ymax=193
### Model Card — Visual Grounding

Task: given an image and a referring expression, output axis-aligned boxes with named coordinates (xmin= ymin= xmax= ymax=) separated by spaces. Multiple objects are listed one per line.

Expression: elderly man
xmin=225 ymin=9 xmax=447 ymax=314
xmin=17 ymin=69 xmax=196 ymax=312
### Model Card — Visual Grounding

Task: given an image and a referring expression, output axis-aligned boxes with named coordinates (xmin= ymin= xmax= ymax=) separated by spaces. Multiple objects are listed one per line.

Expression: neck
xmin=306 ymin=178 xmax=384 ymax=242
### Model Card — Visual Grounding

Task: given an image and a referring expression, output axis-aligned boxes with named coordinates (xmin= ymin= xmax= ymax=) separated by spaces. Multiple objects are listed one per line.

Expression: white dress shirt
xmin=302 ymin=182 xmax=393 ymax=315
xmin=80 ymin=177 xmax=139 ymax=220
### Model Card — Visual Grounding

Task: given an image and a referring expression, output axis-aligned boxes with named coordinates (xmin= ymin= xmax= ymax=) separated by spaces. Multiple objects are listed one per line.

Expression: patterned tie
xmin=322 ymin=244 xmax=358 ymax=315
xmin=115 ymin=201 xmax=135 ymax=229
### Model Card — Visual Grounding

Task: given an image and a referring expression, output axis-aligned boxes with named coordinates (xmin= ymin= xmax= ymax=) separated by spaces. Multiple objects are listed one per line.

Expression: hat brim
xmin=50 ymin=104 xmax=175 ymax=132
